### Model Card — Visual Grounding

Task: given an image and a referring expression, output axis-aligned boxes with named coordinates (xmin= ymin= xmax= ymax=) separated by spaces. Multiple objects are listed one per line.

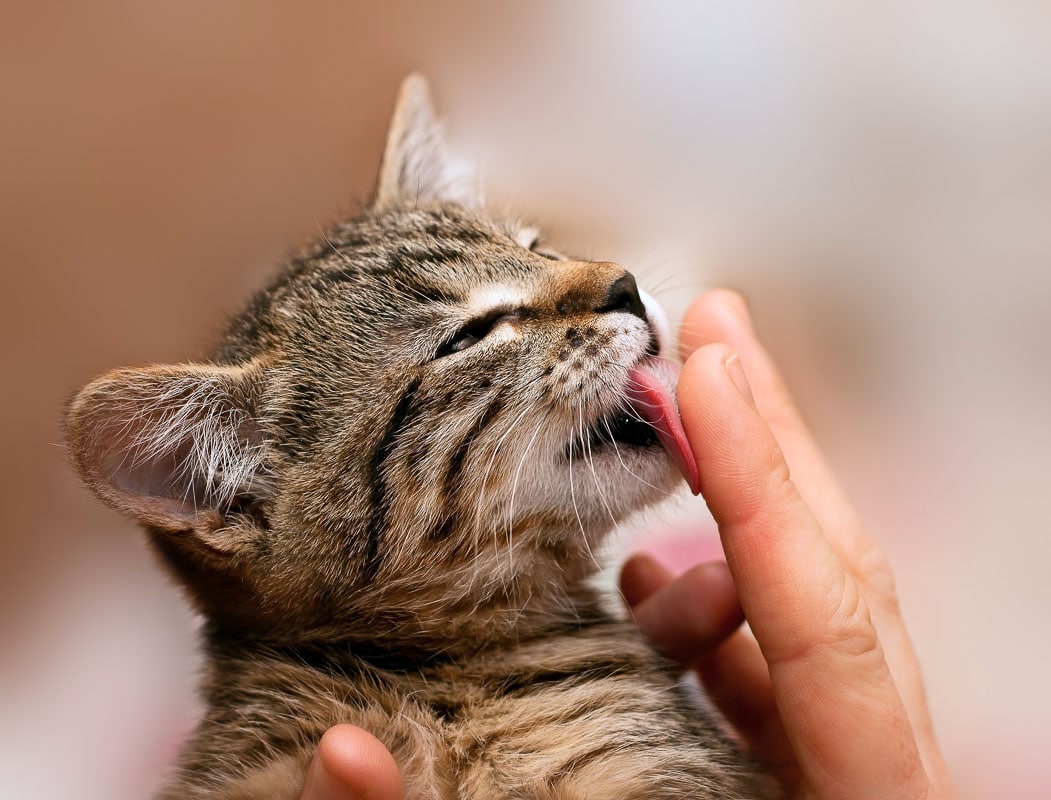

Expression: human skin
xmin=298 ymin=289 xmax=957 ymax=800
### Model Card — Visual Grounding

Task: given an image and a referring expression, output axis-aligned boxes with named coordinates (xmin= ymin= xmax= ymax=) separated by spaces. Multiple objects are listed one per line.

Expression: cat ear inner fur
xmin=374 ymin=73 xmax=479 ymax=208
xmin=66 ymin=361 xmax=271 ymax=541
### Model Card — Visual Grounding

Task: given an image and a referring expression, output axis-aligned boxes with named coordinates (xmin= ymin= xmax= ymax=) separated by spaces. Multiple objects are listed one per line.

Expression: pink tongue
xmin=625 ymin=357 xmax=701 ymax=495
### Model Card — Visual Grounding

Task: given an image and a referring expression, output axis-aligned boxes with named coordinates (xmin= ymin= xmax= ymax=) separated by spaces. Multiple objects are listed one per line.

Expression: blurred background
xmin=2 ymin=2 xmax=1049 ymax=798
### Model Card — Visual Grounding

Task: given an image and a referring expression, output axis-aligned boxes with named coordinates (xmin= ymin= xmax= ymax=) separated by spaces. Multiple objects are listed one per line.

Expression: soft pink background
xmin=3 ymin=4 xmax=1049 ymax=798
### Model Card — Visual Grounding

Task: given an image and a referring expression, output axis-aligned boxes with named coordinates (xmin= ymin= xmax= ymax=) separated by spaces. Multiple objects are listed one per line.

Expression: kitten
xmin=67 ymin=76 xmax=778 ymax=800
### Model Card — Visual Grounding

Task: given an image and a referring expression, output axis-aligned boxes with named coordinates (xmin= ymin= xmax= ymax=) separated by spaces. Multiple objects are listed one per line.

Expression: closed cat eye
xmin=533 ymin=249 xmax=564 ymax=261
xmin=527 ymin=235 xmax=565 ymax=261
xmin=437 ymin=310 xmax=519 ymax=358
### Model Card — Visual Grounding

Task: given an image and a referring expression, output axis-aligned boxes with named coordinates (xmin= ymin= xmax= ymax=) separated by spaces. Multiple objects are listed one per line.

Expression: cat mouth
xmin=567 ymin=356 xmax=701 ymax=494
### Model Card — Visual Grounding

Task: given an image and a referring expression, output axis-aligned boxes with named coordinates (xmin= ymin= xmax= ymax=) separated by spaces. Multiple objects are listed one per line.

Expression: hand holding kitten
xmin=302 ymin=289 xmax=957 ymax=800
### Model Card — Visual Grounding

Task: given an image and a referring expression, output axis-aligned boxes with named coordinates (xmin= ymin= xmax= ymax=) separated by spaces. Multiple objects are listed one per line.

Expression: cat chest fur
xmin=177 ymin=622 xmax=768 ymax=800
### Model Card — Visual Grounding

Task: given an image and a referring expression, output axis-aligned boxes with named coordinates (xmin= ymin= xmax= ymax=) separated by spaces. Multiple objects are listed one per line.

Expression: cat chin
xmin=488 ymin=443 xmax=678 ymax=538
xmin=557 ymin=447 xmax=682 ymax=519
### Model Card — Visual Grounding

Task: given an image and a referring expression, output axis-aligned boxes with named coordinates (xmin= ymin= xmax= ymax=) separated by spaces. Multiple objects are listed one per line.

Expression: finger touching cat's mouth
xmin=567 ymin=356 xmax=701 ymax=494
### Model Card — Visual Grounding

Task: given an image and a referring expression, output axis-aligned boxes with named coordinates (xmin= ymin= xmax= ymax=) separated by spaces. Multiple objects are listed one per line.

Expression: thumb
xmin=298 ymin=726 xmax=404 ymax=800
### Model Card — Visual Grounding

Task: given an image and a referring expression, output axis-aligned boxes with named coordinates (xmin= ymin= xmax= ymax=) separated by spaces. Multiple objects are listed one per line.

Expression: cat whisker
xmin=592 ymin=373 xmax=685 ymax=499
xmin=567 ymin=400 xmax=601 ymax=568
xmin=579 ymin=403 xmax=618 ymax=533
xmin=600 ymin=415 xmax=672 ymax=495
xmin=467 ymin=391 xmax=548 ymax=574
xmin=469 ymin=391 xmax=542 ymax=537
xmin=504 ymin=416 xmax=547 ymax=575
xmin=465 ymin=373 xmax=545 ymax=508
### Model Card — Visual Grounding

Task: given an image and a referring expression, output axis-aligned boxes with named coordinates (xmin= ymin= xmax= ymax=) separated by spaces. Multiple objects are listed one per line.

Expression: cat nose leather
xmin=554 ymin=262 xmax=648 ymax=322
xmin=596 ymin=272 xmax=647 ymax=321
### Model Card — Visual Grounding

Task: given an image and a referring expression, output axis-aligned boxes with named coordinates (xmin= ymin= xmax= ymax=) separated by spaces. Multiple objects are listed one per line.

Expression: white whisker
xmin=580 ymin=403 xmax=618 ymax=531
xmin=504 ymin=416 xmax=547 ymax=574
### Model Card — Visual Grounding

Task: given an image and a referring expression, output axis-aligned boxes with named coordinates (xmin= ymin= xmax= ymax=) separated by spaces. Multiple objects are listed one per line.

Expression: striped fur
xmin=66 ymin=77 xmax=779 ymax=798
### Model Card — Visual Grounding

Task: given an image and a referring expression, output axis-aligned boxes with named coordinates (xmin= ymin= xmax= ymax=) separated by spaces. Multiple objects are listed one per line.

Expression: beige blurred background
xmin=3 ymin=2 xmax=1049 ymax=798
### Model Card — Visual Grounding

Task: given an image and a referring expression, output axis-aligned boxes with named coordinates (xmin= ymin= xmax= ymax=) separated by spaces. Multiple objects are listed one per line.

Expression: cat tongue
xmin=625 ymin=358 xmax=701 ymax=495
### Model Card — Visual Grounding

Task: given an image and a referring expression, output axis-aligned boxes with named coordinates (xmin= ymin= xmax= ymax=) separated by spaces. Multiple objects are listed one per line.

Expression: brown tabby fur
xmin=66 ymin=76 xmax=778 ymax=799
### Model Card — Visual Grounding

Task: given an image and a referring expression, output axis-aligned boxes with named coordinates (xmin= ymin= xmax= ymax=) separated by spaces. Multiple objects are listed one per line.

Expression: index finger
xmin=677 ymin=290 xmax=948 ymax=786
xmin=678 ymin=290 xmax=862 ymax=543
xmin=680 ymin=343 xmax=929 ymax=797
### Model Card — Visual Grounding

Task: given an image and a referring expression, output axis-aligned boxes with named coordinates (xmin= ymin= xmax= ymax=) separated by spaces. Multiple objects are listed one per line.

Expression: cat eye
xmin=437 ymin=309 xmax=518 ymax=358
xmin=527 ymin=235 xmax=565 ymax=261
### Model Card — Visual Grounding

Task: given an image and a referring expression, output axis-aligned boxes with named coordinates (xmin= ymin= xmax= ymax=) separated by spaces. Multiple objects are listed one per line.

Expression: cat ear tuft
xmin=373 ymin=74 xmax=480 ymax=208
xmin=66 ymin=362 xmax=271 ymax=538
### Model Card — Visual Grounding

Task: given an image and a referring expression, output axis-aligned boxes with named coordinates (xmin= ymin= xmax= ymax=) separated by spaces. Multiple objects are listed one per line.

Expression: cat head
xmin=66 ymin=77 xmax=697 ymax=652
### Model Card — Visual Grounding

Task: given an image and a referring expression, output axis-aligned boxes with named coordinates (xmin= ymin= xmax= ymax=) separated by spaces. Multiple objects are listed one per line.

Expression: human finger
xmin=679 ymin=343 xmax=931 ymax=796
xmin=298 ymin=726 xmax=404 ymax=800
xmin=678 ymin=289 xmax=862 ymax=541
xmin=620 ymin=554 xmax=793 ymax=778
xmin=678 ymin=291 xmax=950 ymax=790
xmin=696 ymin=630 xmax=799 ymax=788
xmin=620 ymin=554 xmax=744 ymax=665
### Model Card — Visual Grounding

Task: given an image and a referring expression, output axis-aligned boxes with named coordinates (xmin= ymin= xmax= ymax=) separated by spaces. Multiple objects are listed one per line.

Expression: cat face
xmin=66 ymin=78 xmax=694 ymax=650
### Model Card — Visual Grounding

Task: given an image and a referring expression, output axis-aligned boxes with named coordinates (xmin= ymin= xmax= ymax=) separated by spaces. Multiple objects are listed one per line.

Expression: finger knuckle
xmin=774 ymin=574 xmax=883 ymax=669
xmin=822 ymin=576 xmax=882 ymax=661
xmin=848 ymin=537 xmax=903 ymax=615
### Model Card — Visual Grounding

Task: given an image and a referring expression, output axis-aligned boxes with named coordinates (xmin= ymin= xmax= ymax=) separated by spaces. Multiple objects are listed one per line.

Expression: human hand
xmin=297 ymin=725 xmax=403 ymax=800
xmin=620 ymin=289 xmax=956 ymax=799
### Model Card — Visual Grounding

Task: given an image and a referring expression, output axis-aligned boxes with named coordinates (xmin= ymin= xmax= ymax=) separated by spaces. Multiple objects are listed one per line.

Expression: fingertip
xmin=677 ymin=342 xmax=796 ymax=541
xmin=619 ymin=553 xmax=674 ymax=608
xmin=676 ymin=560 xmax=744 ymax=639
xmin=679 ymin=289 xmax=754 ymax=360
xmin=678 ymin=561 xmax=744 ymax=640
xmin=629 ymin=560 xmax=745 ymax=665
xmin=312 ymin=726 xmax=404 ymax=800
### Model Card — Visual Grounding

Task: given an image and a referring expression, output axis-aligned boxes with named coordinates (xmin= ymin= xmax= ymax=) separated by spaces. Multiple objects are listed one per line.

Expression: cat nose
xmin=552 ymin=262 xmax=649 ymax=323
xmin=595 ymin=271 xmax=647 ymax=321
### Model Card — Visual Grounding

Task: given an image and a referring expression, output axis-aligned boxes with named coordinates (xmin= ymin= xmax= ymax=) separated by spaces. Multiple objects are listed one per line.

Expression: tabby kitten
xmin=67 ymin=77 xmax=777 ymax=799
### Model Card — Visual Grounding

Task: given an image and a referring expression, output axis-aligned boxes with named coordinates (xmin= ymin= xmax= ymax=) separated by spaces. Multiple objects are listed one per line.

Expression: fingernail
xmin=724 ymin=353 xmax=756 ymax=408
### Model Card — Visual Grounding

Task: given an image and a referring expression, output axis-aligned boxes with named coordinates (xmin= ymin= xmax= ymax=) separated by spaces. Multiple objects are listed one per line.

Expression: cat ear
xmin=66 ymin=362 xmax=271 ymax=540
xmin=373 ymin=74 xmax=480 ymax=208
